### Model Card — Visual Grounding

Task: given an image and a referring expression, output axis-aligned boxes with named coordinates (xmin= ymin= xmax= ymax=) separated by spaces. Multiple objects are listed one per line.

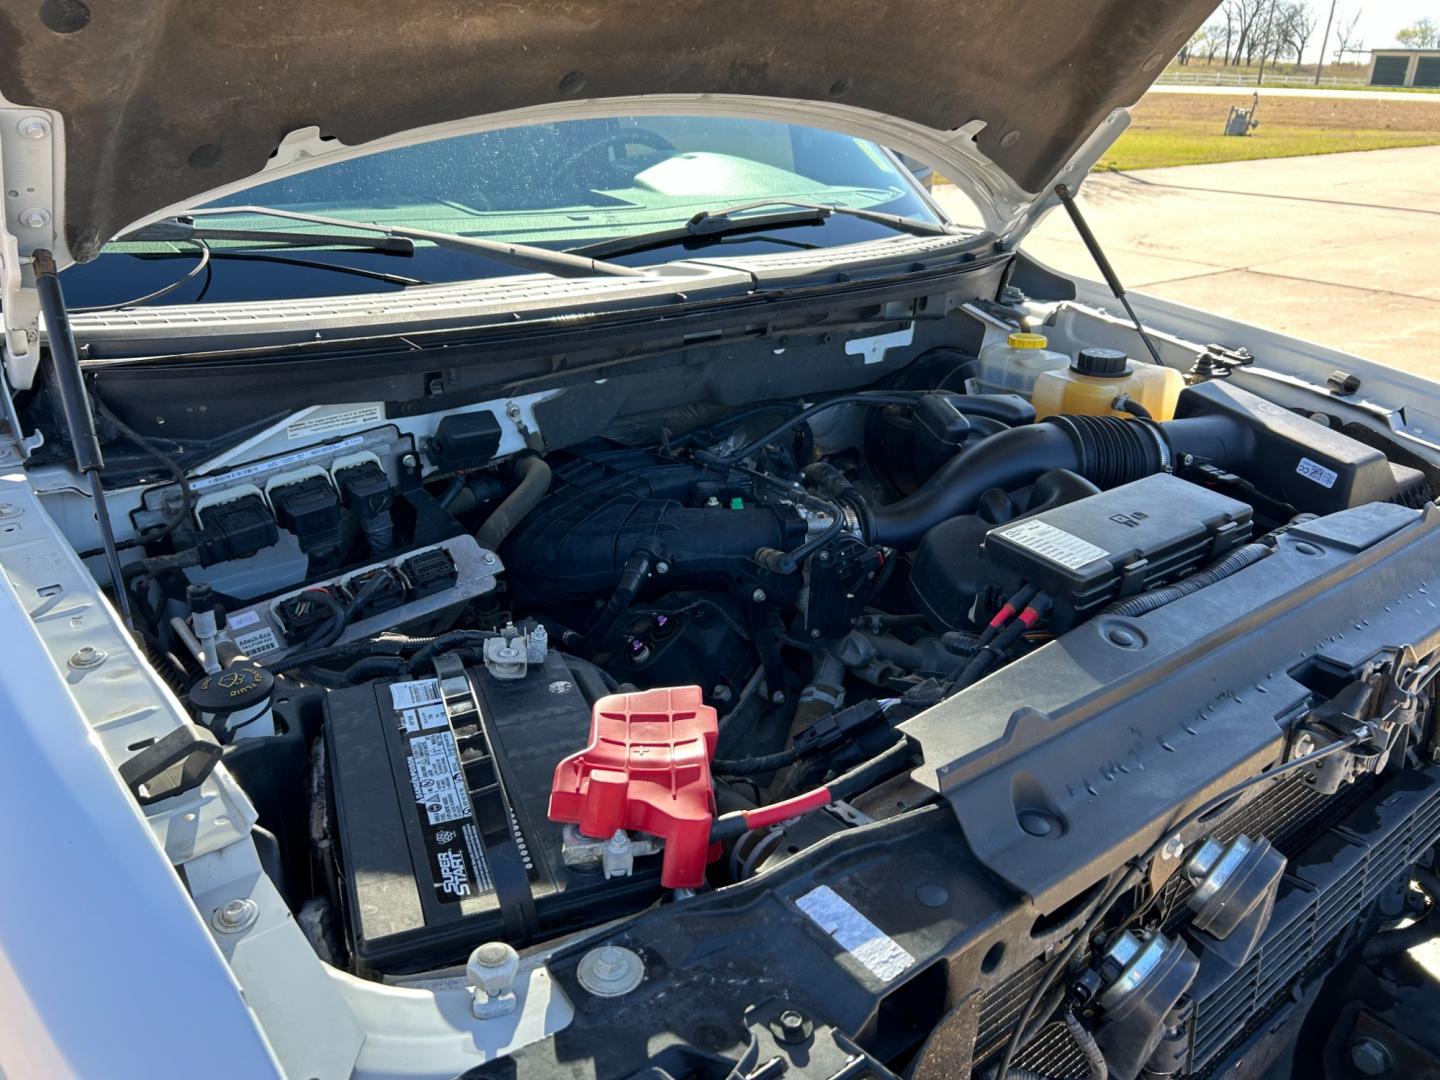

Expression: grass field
xmin=1096 ymin=94 xmax=1440 ymax=171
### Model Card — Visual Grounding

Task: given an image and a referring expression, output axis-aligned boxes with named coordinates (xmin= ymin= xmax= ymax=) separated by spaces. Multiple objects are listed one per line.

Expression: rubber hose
xmin=1102 ymin=542 xmax=1272 ymax=618
xmin=713 ymin=746 xmax=805 ymax=777
xmin=476 ymin=454 xmax=551 ymax=551
xmin=1362 ymin=867 xmax=1440 ymax=962
xmin=1362 ymin=915 xmax=1437 ymax=962
xmin=341 ymin=656 xmax=407 ymax=685
xmin=867 ymin=415 xmax=1169 ymax=549
xmin=264 ymin=631 xmax=455 ymax=676
xmin=1064 ymin=1012 xmax=1109 ymax=1080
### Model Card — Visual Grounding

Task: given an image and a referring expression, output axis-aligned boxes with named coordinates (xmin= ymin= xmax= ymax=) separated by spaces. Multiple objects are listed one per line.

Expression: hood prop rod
xmin=1052 ymin=183 xmax=1166 ymax=368
xmin=31 ymin=250 xmax=134 ymax=629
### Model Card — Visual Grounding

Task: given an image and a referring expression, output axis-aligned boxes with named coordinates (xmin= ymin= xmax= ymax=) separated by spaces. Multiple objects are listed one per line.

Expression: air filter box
xmin=980 ymin=473 xmax=1252 ymax=631
xmin=324 ymin=653 xmax=661 ymax=974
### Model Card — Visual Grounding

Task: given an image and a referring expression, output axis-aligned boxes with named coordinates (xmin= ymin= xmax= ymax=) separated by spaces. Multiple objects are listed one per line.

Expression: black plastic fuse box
xmin=981 ymin=473 xmax=1252 ymax=630
xmin=324 ymin=653 xmax=662 ymax=974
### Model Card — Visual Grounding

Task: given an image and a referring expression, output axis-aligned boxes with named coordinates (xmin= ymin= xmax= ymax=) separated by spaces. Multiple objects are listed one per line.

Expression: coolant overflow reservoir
xmin=1031 ymin=347 xmax=1184 ymax=422
xmin=975 ymin=332 xmax=1071 ymax=400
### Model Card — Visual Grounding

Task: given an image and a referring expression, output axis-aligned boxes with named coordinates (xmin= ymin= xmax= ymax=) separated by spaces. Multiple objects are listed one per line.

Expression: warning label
xmin=390 ymin=678 xmax=442 ymax=710
xmin=407 ymin=732 xmax=471 ymax=825
xmin=285 ymin=404 xmax=385 ymax=441
xmin=392 ymin=686 xmax=495 ymax=903
xmin=400 ymin=703 xmax=450 ymax=733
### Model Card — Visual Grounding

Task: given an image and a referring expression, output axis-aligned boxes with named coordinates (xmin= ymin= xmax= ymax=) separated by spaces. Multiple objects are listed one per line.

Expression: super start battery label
xmin=389 ymin=679 xmax=495 ymax=903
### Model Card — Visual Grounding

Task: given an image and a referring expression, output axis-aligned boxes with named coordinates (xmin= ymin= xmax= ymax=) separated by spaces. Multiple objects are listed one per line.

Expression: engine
xmin=115 ymin=346 xmax=1440 ymax=1079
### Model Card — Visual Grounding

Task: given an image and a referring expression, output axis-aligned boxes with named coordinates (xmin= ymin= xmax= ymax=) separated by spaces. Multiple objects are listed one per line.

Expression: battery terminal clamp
xmin=548 ymin=686 xmax=719 ymax=889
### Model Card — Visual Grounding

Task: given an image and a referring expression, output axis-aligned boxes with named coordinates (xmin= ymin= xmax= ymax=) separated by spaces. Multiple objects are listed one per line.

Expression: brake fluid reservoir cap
xmin=189 ymin=665 xmax=274 ymax=715
xmin=1007 ymin=332 xmax=1049 ymax=349
xmin=1073 ymin=347 xmax=1131 ymax=377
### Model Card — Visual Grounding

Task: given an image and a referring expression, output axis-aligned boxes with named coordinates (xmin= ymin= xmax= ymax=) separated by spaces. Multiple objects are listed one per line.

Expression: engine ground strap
xmin=431 ymin=652 xmax=540 ymax=943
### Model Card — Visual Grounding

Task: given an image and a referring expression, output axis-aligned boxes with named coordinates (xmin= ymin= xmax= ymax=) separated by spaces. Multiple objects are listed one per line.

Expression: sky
xmin=1340 ymin=0 xmax=1438 ymax=51
xmin=1202 ymin=0 xmax=1440 ymax=61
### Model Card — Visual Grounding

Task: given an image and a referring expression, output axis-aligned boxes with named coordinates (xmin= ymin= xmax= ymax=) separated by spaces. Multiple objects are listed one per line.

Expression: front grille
xmin=971 ymin=769 xmax=1440 ymax=1078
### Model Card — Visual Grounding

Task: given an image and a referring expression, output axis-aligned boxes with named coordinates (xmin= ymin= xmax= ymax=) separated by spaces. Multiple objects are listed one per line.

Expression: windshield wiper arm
xmin=138 ymin=205 xmax=645 ymax=279
xmin=568 ymin=199 xmax=954 ymax=260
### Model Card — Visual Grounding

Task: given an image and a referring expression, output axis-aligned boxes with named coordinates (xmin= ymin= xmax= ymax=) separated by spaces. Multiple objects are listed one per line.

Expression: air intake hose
xmin=868 ymin=415 xmax=1172 ymax=548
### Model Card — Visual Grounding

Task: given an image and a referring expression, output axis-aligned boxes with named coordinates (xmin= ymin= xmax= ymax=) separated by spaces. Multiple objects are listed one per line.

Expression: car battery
xmin=324 ymin=651 xmax=662 ymax=973
xmin=980 ymin=473 xmax=1253 ymax=631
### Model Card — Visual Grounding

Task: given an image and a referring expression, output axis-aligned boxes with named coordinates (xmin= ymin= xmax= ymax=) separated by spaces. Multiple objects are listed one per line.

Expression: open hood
xmin=0 ymin=0 xmax=1212 ymax=265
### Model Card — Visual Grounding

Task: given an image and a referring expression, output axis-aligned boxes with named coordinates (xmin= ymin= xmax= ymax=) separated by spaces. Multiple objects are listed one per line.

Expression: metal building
xmin=1369 ymin=49 xmax=1440 ymax=87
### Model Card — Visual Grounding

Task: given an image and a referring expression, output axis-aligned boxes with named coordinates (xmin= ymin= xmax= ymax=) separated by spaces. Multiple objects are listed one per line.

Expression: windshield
xmin=63 ymin=115 xmax=942 ymax=309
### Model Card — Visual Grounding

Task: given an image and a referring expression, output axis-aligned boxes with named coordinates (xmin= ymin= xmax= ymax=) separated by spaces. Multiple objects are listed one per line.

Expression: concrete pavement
xmin=1149 ymin=84 xmax=1440 ymax=103
xmin=935 ymin=144 xmax=1440 ymax=379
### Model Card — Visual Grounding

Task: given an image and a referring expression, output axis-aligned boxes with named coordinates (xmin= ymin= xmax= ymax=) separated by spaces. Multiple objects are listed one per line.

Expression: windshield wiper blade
xmin=568 ymin=199 xmax=954 ymax=260
xmin=695 ymin=199 xmax=953 ymax=237
xmin=140 ymin=205 xmax=645 ymax=279
xmin=122 ymin=219 xmax=418 ymax=254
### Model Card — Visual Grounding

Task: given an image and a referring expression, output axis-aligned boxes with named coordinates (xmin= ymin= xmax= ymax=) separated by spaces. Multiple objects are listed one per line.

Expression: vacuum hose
xmin=868 ymin=415 xmax=1171 ymax=548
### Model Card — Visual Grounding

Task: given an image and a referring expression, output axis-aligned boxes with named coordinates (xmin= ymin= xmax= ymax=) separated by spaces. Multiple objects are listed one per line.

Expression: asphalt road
xmin=936 ymin=144 xmax=1440 ymax=381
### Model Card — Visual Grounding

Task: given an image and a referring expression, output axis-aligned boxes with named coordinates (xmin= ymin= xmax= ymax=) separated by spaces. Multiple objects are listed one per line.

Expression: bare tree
xmin=1332 ymin=8 xmax=1362 ymax=63
xmin=1224 ymin=0 xmax=1268 ymax=65
xmin=1204 ymin=19 xmax=1227 ymax=62
xmin=1279 ymin=1 xmax=1318 ymax=65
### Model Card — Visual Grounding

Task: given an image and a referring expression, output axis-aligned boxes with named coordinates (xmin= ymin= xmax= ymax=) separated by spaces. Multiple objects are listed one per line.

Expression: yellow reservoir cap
xmin=1007 ymin=332 xmax=1049 ymax=349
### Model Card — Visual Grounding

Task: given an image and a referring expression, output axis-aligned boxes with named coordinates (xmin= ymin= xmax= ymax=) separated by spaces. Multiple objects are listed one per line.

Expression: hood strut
xmin=32 ymin=249 xmax=133 ymax=628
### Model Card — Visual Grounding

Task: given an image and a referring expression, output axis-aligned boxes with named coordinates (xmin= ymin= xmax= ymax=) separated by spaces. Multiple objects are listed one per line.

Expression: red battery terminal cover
xmin=547 ymin=685 xmax=719 ymax=888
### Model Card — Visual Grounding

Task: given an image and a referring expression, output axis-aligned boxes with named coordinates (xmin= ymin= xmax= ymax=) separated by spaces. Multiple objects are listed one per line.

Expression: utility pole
xmin=1314 ymin=0 xmax=1338 ymax=84
xmin=1256 ymin=0 xmax=1280 ymax=85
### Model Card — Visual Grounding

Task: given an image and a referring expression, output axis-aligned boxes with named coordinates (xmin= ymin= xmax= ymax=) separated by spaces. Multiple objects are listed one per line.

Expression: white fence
xmin=1157 ymin=70 xmax=1364 ymax=88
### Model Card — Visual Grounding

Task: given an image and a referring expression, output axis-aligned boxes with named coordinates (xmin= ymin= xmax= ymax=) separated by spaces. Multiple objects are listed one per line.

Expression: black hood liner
xmin=0 ymin=0 xmax=1214 ymax=261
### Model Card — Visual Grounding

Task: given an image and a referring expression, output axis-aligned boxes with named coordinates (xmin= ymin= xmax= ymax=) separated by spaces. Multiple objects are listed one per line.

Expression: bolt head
xmin=1350 ymin=1037 xmax=1392 ymax=1076
xmin=17 ymin=208 xmax=50 ymax=230
xmin=771 ymin=1008 xmax=813 ymax=1045
xmin=576 ymin=943 xmax=644 ymax=997
xmin=17 ymin=116 xmax=50 ymax=140
xmin=1161 ymin=836 xmax=1186 ymax=861
xmin=472 ymin=942 xmax=513 ymax=968
xmin=67 ymin=646 xmax=107 ymax=670
xmin=751 ymin=588 xmax=767 ymax=603
xmin=211 ymin=897 xmax=259 ymax=933
xmin=770 ymin=690 xmax=786 ymax=705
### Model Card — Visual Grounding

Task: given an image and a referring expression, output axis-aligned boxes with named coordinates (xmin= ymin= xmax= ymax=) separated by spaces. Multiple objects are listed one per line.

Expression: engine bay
xmin=19 ymin=291 xmax=1440 ymax=1079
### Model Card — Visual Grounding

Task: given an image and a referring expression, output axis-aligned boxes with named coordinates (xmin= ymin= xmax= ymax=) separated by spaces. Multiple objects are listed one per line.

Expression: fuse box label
xmin=996 ymin=519 xmax=1109 ymax=570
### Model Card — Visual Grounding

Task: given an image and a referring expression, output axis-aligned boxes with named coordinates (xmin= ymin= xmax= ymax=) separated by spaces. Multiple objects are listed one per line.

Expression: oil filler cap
xmin=1073 ymin=347 xmax=1131 ymax=377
